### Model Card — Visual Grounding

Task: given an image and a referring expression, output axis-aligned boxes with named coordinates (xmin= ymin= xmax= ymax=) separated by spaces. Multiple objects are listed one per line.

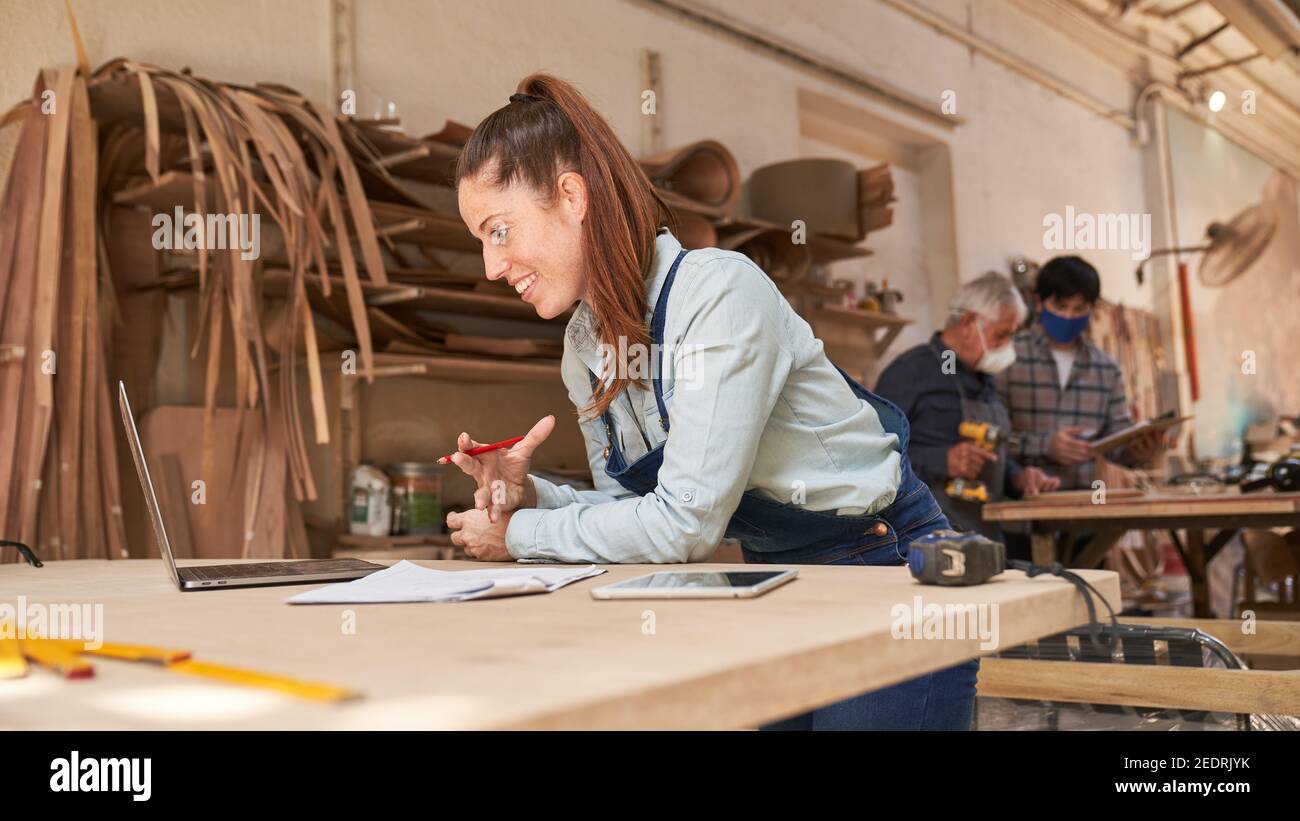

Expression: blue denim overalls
xmin=587 ymin=249 xmax=980 ymax=730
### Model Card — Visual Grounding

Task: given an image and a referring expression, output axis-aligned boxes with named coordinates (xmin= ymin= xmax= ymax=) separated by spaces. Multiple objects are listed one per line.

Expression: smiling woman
xmin=456 ymin=75 xmax=665 ymax=418
xmin=445 ymin=73 xmax=979 ymax=731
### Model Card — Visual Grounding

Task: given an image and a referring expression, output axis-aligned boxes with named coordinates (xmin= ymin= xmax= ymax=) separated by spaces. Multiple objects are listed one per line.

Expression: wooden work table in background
xmin=984 ymin=490 xmax=1300 ymax=618
xmin=1 ymin=559 xmax=1118 ymax=730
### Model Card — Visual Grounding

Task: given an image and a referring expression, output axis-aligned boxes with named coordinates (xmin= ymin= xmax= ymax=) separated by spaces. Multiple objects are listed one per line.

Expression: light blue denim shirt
xmin=505 ymin=229 xmax=902 ymax=563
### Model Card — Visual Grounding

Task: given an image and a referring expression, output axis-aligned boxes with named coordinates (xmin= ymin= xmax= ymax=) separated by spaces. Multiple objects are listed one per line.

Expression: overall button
xmin=603 ymin=447 xmax=610 ymax=459
xmin=864 ymin=522 xmax=888 ymax=537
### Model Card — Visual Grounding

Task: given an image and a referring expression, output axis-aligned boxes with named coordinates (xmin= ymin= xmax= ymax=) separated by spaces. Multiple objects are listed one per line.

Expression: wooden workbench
xmin=0 ymin=559 xmax=1118 ymax=729
xmin=984 ymin=490 xmax=1300 ymax=617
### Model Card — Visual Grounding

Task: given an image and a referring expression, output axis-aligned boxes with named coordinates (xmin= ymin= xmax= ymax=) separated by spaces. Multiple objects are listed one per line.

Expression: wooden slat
xmin=317 ymin=104 xmax=390 ymax=286
xmin=0 ymin=93 xmax=49 ymax=552
xmin=245 ymin=381 xmax=289 ymax=559
xmin=978 ymin=657 xmax=1300 ymax=715
xmin=363 ymin=201 xmax=479 ymax=251
xmin=345 ymin=121 xmax=461 ymax=184
xmin=55 ymin=75 xmax=97 ymax=559
xmin=296 ymin=278 xmax=330 ymax=445
xmin=984 ymin=490 xmax=1300 ymax=522
xmin=311 ymin=141 xmax=376 ymax=382
xmin=369 ymin=352 xmax=560 ymax=383
xmin=17 ymin=68 xmax=75 ymax=548
xmin=1119 ymin=617 xmax=1300 ymax=657
xmin=264 ymin=269 xmax=561 ymax=323
xmin=112 ymin=169 xmax=219 ymax=211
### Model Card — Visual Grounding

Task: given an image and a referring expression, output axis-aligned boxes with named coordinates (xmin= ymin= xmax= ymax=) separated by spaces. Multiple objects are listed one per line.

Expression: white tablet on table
xmin=590 ymin=569 xmax=798 ymax=599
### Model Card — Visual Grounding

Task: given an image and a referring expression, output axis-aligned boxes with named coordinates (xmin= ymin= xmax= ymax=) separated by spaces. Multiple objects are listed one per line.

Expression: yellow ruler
xmin=16 ymin=636 xmax=191 ymax=664
xmin=0 ymin=636 xmax=27 ymax=679
xmin=85 ymin=641 xmax=192 ymax=664
xmin=166 ymin=659 xmax=360 ymax=703
xmin=0 ymin=620 xmax=358 ymax=701
xmin=19 ymin=638 xmax=94 ymax=679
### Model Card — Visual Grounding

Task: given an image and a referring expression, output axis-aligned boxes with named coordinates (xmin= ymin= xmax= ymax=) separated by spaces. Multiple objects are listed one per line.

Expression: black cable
xmin=0 ymin=540 xmax=43 ymax=567
xmin=1008 ymin=559 xmax=1119 ymax=655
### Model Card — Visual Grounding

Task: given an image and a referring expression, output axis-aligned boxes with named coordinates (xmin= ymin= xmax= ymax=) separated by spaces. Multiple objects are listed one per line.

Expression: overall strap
xmin=650 ymin=249 xmax=689 ymax=431
xmin=587 ymin=248 xmax=690 ymax=440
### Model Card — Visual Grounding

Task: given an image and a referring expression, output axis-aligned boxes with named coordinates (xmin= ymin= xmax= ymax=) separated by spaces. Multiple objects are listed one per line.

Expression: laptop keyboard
xmin=180 ymin=559 xmax=382 ymax=581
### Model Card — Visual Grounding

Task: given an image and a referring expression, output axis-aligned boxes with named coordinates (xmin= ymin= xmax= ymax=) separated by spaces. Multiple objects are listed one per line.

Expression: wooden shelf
xmin=112 ymin=168 xmax=480 ymax=256
xmin=365 ymin=351 xmax=561 ymax=383
xmin=336 ymin=532 xmax=452 ymax=549
xmin=714 ymin=215 xmax=874 ymax=265
xmin=345 ymin=124 xmax=461 ymax=186
xmin=270 ymin=344 xmax=562 ymax=383
xmin=334 ymin=532 xmax=459 ymax=561
xmin=114 ymin=170 xmax=216 ymax=211
xmin=809 ymin=306 xmax=913 ymax=379
xmin=363 ymin=201 xmax=479 ymax=252
xmin=809 ymin=305 xmax=913 ymax=329
xmin=778 ymin=279 xmax=852 ymax=299
xmin=262 ymin=270 xmax=564 ymax=323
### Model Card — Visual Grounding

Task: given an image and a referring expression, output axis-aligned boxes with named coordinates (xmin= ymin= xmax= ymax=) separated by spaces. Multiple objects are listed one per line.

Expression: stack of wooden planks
xmin=1 ymin=66 xmax=128 ymax=563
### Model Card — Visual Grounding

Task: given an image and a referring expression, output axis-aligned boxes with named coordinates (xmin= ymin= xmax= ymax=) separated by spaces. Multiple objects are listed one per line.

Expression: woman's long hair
xmin=455 ymin=73 xmax=668 ymax=420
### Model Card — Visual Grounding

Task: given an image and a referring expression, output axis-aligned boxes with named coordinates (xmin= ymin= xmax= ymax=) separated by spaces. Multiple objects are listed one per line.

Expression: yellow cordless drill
xmin=944 ymin=421 xmax=1007 ymax=503
xmin=958 ymin=420 xmax=1008 ymax=450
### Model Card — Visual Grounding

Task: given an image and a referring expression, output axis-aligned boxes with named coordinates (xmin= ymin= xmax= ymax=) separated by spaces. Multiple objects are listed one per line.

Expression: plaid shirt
xmin=996 ymin=324 xmax=1140 ymax=490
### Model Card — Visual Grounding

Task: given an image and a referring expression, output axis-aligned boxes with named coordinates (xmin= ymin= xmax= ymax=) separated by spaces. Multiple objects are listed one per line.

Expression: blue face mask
xmin=1039 ymin=306 xmax=1091 ymax=344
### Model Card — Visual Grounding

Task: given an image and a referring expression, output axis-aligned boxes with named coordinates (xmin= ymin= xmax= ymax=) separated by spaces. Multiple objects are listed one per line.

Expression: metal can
xmin=390 ymin=485 xmax=409 ymax=536
xmin=387 ymin=462 xmax=443 ymax=534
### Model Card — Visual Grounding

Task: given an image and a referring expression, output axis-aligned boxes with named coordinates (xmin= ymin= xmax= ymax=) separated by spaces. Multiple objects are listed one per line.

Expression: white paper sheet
xmin=285 ymin=560 xmax=605 ymax=604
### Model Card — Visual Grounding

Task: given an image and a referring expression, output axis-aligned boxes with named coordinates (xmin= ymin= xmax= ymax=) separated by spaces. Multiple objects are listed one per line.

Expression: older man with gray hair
xmin=875 ymin=271 xmax=1058 ymax=539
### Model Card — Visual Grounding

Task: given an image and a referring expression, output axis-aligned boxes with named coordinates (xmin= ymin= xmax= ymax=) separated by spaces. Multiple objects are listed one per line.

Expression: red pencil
xmin=437 ymin=434 xmax=526 ymax=464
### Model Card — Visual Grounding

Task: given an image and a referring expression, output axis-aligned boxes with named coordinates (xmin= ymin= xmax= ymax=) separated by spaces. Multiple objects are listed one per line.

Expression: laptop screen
xmin=117 ymin=381 xmax=182 ymax=589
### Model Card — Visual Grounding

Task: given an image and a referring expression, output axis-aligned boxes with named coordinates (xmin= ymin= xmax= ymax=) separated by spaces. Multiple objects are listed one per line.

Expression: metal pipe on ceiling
xmin=639 ymin=0 xmax=964 ymax=130
xmin=875 ymin=0 xmax=1136 ymax=129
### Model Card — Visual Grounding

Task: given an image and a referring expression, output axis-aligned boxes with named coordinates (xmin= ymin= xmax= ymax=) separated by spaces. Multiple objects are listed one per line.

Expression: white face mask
xmin=975 ymin=323 xmax=1016 ymax=374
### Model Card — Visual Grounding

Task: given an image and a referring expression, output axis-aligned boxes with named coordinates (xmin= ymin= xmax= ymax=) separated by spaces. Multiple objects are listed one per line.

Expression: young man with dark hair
xmin=997 ymin=255 xmax=1163 ymax=492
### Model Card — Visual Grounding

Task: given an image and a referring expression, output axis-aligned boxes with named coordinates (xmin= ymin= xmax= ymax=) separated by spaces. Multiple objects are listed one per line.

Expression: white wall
xmin=1166 ymin=107 xmax=1300 ymax=459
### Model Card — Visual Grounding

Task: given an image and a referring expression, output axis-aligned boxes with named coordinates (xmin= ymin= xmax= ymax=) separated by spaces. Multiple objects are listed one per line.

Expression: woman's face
xmin=458 ymin=169 xmax=588 ymax=320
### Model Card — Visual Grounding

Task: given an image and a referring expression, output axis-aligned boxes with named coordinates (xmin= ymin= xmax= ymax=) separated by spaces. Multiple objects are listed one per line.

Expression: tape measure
xmin=907 ymin=532 xmax=1123 ymax=656
xmin=907 ymin=529 xmax=1006 ymax=586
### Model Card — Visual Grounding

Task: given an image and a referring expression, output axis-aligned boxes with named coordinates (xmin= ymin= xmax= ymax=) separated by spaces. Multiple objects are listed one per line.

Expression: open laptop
xmin=118 ymin=381 xmax=385 ymax=590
